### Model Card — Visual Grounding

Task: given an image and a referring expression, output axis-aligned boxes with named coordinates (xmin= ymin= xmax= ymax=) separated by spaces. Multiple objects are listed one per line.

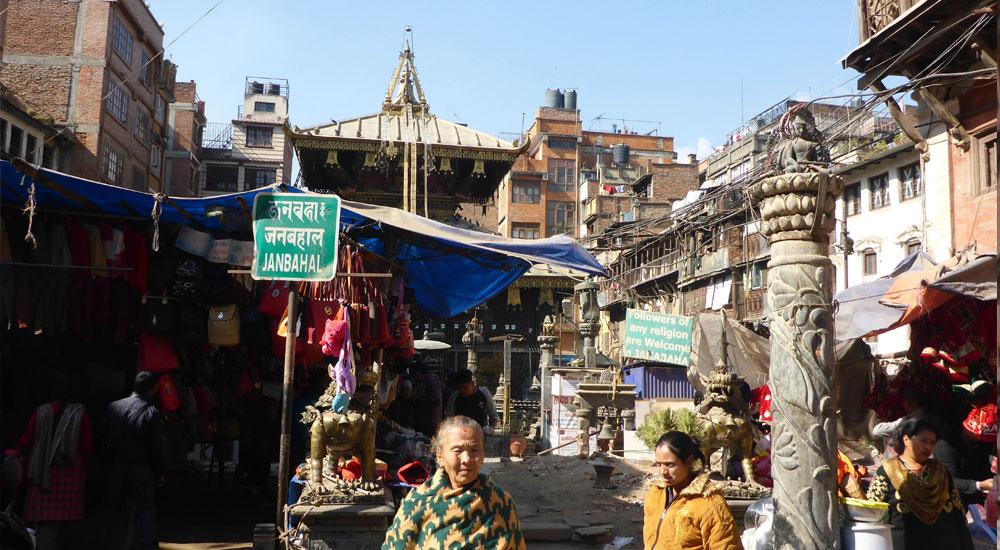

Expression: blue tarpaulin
xmin=0 ymin=160 xmax=604 ymax=318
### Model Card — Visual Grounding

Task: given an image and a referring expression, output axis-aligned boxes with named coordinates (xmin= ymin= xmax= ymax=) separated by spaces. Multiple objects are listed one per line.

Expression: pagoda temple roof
xmin=290 ymin=111 xmax=521 ymax=153
xmin=289 ymin=42 xmax=526 ymax=159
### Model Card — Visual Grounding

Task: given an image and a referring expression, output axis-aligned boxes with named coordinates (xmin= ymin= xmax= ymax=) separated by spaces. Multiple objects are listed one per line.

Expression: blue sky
xmin=148 ymin=0 xmax=863 ymax=162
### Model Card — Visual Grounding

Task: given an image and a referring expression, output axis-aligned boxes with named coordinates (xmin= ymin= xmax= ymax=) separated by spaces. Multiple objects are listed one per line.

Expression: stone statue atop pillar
xmin=461 ymin=314 xmax=484 ymax=373
xmin=749 ymin=104 xmax=843 ymax=550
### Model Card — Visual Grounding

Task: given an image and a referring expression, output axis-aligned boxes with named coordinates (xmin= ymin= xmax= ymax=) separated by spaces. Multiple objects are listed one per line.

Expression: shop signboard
xmin=252 ymin=193 xmax=341 ymax=281
xmin=548 ymin=371 xmax=597 ymax=457
xmin=622 ymin=309 xmax=693 ymax=366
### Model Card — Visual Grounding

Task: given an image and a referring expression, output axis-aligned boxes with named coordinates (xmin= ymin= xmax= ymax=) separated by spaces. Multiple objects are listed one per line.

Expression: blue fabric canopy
xmin=0 ymin=160 xmax=604 ymax=317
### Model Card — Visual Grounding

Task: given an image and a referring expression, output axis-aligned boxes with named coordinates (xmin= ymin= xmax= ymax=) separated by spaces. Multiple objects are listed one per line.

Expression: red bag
xmin=158 ymin=374 xmax=181 ymax=412
xmin=138 ymin=333 xmax=179 ymax=373
xmin=963 ymin=403 xmax=997 ymax=443
xmin=751 ymin=384 xmax=773 ymax=423
xmin=307 ymin=299 xmax=340 ymax=345
xmin=260 ymin=281 xmax=292 ymax=317
xmin=271 ymin=318 xmax=304 ymax=358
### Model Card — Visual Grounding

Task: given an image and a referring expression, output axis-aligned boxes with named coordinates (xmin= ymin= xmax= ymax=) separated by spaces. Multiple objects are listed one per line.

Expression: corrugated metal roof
xmin=624 ymin=366 xmax=695 ymax=399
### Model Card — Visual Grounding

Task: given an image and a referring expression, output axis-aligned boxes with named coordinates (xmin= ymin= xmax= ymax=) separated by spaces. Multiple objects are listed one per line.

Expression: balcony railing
xmin=859 ymin=0 xmax=917 ymax=42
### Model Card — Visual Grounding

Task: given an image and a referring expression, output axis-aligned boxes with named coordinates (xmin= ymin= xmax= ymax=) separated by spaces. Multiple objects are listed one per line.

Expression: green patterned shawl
xmin=382 ymin=469 xmax=526 ymax=550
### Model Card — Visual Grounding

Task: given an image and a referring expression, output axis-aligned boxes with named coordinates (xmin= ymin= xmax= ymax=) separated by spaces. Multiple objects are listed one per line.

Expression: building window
xmin=205 ymin=165 xmax=239 ymax=191
xmin=134 ymin=107 xmax=149 ymax=142
xmin=154 ymin=94 xmax=166 ymax=125
xmin=0 ymin=119 xmax=7 ymax=154
xmin=905 ymin=240 xmax=921 ymax=256
xmin=246 ymin=126 xmax=273 ymax=147
xmin=844 ymin=183 xmax=861 ymax=215
xmin=749 ymin=262 xmax=763 ymax=290
xmin=131 ymin=166 xmax=145 ymax=191
xmin=25 ymin=135 xmax=38 ymax=164
xmin=898 ymin=162 xmax=921 ymax=200
xmin=548 ymin=138 xmax=575 ymax=150
xmin=244 ymin=167 xmax=276 ymax=190
xmin=512 ymin=223 xmax=540 ymax=239
xmin=975 ymin=132 xmax=997 ymax=195
xmin=547 ymin=159 xmax=574 ymax=192
xmin=106 ymin=80 xmax=129 ymax=124
xmin=512 ymin=181 xmax=540 ymax=203
xmin=150 ymin=145 xmax=162 ymax=178
xmin=254 ymin=101 xmax=275 ymax=113
xmin=6 ymin=124 xmax=23 ymax=158
xmin=546 ymin=201 xmax=575 ymax=236
xmin=869 ymin=173 xmax=890 ymax=210
xmin=102 ymin=146 xmax=123 ymax=185
xmin=862 ymin=250 xmax=877 ymax=275
xmin=139 ymin=50 xmax=153 ymax=86
xmin=112 ymin=17 xmax=133 ymax=64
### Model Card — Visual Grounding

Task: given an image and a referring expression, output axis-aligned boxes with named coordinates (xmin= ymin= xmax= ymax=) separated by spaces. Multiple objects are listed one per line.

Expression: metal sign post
xmin=250 ymin=193 xmax=342 ymax=530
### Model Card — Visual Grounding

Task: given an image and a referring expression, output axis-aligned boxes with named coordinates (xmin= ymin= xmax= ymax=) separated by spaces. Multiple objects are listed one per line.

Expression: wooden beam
xmin=235 ymin=196 xmax=254 ymax=232
xmin=11 ymin=158 xmax=100 ymax=211
xmin=868 ymin=80 xmax=928 ymax=150
xmin=916 ymin=88 xmax=972 ymax=150
xmin=1 ymin=181 xmax=27 ymax=201
xmin=118 ymin=200 xmax=143 ymax=218
xmin=161 ymin=196 xmax=209 ymax=231
xmin=972 ymin=35 xmax=997 ymax=68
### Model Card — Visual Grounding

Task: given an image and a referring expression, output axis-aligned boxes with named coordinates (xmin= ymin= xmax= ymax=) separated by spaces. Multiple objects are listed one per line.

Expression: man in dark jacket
xmin=445 ymin=368 xmax=498 ymax=435
xmin=98 ymin=371 xmax=167 ymax=550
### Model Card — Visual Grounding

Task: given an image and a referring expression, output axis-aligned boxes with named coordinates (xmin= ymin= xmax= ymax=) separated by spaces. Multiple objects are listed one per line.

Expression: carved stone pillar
xmin=749 ymin=171 xmax=843 ymax=550
xmin=574 ymin=282 xmax=600 ymax=369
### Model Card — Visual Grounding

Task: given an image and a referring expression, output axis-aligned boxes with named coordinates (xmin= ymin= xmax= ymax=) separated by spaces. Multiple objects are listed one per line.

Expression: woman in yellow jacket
xmin=643 ymin=431 xmax=743 ymax=550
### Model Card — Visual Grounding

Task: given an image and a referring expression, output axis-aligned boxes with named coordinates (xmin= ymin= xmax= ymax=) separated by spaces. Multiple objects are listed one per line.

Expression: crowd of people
xmin=8 ymin=355 xmax=996 ymax=550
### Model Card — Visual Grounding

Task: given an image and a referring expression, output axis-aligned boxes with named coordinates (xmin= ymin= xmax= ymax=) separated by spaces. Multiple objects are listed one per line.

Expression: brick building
xmin=0 ymin=0 xmax=176 ymax=192
xmin=164 ymin=81 xmax=205 ymax=197
xmin=201 ymin=77 xmax=293 ymax=197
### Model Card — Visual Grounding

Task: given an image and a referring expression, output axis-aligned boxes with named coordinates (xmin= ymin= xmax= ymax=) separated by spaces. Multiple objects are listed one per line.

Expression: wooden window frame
xmin=868 ymin=173 xmax=890 ymax=210
xmin=512 ymin=181 xmax=540 ymax=204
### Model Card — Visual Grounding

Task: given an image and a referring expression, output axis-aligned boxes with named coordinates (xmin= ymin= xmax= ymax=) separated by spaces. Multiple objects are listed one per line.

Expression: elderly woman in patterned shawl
xmin=866 ymin=415 xmax=973 ymax=550
xmin=382 ymin=415 xmax=525 ymax=550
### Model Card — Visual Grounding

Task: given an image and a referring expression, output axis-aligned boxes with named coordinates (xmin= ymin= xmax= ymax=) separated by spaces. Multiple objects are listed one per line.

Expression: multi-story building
xmin=843 ymin=0 xmax=996 ymax=255
xmin=0 ymin=0 xmax=174 ymax=192
xmin=164 ymin=81 xmax=205 ymax=197
xmin=201 ymin=77 xmax=293 ymax=197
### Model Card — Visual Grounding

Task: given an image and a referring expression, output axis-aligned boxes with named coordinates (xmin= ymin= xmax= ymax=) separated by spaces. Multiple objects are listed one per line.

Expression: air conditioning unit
xmin=541 ymin=174 xmax=549 ymax=181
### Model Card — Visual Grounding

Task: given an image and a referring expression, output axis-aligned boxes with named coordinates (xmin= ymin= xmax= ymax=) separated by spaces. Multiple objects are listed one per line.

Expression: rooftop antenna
xmin=549 ymin=65 xmax=558 ymax=89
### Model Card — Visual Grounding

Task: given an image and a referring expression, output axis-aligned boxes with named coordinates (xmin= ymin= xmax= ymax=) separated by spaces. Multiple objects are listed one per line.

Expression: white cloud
xmin=676 ymin=137 xmax=715 ymax=163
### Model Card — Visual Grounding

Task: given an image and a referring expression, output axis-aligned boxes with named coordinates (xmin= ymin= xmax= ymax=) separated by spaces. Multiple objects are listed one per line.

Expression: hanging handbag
xmin=138 ymin=333 xmax=179 ymax=373
xmin=179 ymin=306 xmax=208 ymax=344
xmin=208 ymin=305 xmax=240 ymax=346
xmin=963 ymin=403 xmax=997 ymax=443
xmin=260 ymin=281 xmax=292 ymax=317
xmin=142 ymin=299 xmax=178 ymax=335
xmin=158 ymin=374 xmax=181 ymax=412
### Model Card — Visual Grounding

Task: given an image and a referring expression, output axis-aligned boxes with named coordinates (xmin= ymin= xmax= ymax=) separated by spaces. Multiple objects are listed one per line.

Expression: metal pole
xmin=503 ymin=338 xmax=512 ymax=433
xmin=276 ymin=288 xmax=298 ymax=530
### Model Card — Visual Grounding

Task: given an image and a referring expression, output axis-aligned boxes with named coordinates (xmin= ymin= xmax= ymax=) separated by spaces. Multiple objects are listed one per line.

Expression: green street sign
xmin=622 ymin=309 xmax=693 ymax=366
xmin=251 ymin=193 xmax=341 ymax=281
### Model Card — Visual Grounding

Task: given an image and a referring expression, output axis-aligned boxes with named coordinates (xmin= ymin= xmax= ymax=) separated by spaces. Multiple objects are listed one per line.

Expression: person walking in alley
xmin=16 ymin=383 xmax=93 ymax=549
xmin=445 ymin=368 xmax=498 ymax=435
xmin=643 ymin=431 xmax=742 ymax=550
xmin=98 ymin=371 xmax=168 ymax=550
xmin=409 ymin=361 xmax=442 ymax=437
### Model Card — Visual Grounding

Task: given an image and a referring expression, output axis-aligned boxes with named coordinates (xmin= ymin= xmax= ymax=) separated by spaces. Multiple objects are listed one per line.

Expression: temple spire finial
xmin=383 ymin=31 xmax=428 ymax=113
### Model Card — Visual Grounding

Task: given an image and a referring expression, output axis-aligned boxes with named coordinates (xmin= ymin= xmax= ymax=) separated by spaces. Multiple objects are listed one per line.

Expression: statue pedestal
xmin=289 ymin=488 xmax=396 ymax=550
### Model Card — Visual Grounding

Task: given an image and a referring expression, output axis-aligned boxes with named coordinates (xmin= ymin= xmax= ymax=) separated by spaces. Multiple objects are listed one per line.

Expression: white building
xmin=830 ymin=140 xmax=951 ymax=356
xmin=201 ymin=77 xmax=293 ymax=197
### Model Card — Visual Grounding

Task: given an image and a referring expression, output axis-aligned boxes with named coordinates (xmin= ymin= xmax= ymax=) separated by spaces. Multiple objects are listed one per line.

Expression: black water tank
xmin=612 ymin=144 xmax=630 ymax=165
xmin=544 ymin=89 xmax=564 ymax=108
xmin=564 ymin=90 xmax=577 ymax=110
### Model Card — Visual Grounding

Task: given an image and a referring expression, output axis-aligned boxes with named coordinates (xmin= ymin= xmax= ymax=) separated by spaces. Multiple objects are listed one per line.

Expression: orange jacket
xmin=643 ymin=473 xmax=743 ymax=550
